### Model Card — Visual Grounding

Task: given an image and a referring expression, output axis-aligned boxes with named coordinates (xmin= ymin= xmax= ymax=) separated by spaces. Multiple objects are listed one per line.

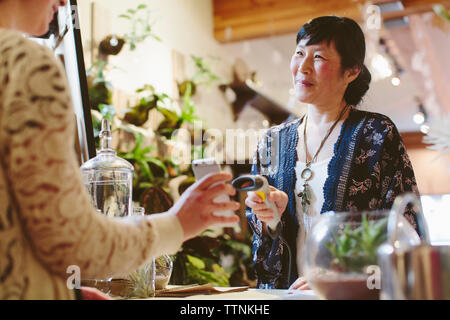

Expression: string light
xmin=420 ymin=124 xmax=430 ymax=134
xmin=391 ymin=77 xmax=401 ymax=86
xmin=413 ymin=100 xmax=428 ymax=126
xmin=371 ymin=53 xmax=393 ymax=79
xmin=413 ymin=112 xmax=425 ymax=124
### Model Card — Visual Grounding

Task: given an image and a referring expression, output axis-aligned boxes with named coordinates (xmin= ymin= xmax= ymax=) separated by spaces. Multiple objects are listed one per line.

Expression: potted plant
xmin=302 ymin=211 xmax=388 ymax=300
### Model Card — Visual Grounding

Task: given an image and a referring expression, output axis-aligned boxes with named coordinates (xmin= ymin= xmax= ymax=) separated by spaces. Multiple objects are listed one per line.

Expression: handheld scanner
xmin=232 ymin=175 xmax=280 ymax=230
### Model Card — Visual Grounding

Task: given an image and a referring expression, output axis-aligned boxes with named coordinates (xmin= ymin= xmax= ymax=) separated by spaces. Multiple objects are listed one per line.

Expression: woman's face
xmin=19 ymin=0 xmax=68 ymax=36
xmin=290 ymin=38 xmax=355 ymax=107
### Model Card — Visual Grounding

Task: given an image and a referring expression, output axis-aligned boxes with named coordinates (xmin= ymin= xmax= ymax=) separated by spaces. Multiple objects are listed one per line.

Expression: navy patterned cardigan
xmin=245 ymin=107 xmax=421 ymax=289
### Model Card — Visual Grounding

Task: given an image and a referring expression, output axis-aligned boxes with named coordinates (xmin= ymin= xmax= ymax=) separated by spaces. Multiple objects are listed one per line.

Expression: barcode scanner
xmin=231 ymin=175 xmax=280 ymax=231
xmin=232 ymin=174 xmax=293 ymax=287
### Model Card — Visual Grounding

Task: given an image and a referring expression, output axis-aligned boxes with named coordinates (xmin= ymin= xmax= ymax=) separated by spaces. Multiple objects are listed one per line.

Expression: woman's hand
xmin=288 ymin=277 xmax=310 ymax=291
xmin=245 ymin=186 xmax=288 ymax=224
xmin=169 ymin=172 xmax=240 ymax=241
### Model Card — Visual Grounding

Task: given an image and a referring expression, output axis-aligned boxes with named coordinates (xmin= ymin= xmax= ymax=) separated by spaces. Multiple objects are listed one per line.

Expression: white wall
xmin=78 ymin=0 xmax=248 ymax=133
xmin=76 ymin=1 xmax=449 ymax=162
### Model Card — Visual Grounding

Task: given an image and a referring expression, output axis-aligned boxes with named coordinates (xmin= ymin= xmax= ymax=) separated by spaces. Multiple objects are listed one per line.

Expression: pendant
xmin=298 ymin=165 xmax=313 ymax=213
xmin=301 ymin=167 xmax=313 ymax=181
xmin=298 ymin=183 xmax=311 ymax=213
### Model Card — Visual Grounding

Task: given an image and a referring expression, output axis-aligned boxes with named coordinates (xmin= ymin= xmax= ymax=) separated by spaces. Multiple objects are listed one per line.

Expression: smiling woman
xmin=291 ymin=16 xmax=371 ymax=108
xmin=244 ymin=15 xmax=422 ymax=291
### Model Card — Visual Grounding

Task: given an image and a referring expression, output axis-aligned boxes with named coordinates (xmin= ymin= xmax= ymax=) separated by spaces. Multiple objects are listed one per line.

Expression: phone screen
xmin=192 ymin=158 xmax=221 ymax=180
xmin=191 ymin=159 xmax=238 ymax=226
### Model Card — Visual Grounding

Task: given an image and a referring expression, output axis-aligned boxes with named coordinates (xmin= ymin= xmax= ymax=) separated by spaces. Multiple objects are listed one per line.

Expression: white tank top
xmin=294 ymin=157 xmax=331 ymax=276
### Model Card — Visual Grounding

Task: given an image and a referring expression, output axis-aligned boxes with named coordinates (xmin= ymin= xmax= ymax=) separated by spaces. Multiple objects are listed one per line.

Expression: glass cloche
xmin=301 ymin=210 xmax=420 ymax=300
xmin=81 ymin=119 xmax=134 ymax=218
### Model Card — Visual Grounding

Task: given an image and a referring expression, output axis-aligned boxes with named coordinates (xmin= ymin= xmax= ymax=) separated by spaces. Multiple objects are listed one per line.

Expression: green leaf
xmin=146 ymin=158 xmax=168 ymax=176
xmin=118 ymin=14 xmax=131 ymax=19
xmin=138 ymin=182 xmax=155 ymax=189
xmin=138 ymin=160 xmax=154 ymax=180
xmin=152 ymin=35 xmax=162 ymax=42
xmin=187 ymin=254 xmax=206 ymax=270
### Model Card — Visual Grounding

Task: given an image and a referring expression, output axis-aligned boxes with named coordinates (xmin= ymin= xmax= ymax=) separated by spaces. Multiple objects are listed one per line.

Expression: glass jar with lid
xmin=80 ymin=118 xmax=134 ymax=218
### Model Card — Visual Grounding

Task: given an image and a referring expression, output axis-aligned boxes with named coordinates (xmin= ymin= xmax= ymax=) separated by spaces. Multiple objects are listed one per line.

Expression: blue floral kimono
xmin=246 ymin=107 xmax=422 ymax=289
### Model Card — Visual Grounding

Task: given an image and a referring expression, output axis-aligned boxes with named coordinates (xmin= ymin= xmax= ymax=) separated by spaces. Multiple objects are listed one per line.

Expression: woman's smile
xmin=295 ymin=79 xmax=314 ymax=88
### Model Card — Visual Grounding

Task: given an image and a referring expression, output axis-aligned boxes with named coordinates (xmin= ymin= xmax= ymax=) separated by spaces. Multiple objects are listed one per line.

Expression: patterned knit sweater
xmin=0 ymin=29 xmax=183 ymax=299
xmin=246 ymin=107 xmax=422 ymax=289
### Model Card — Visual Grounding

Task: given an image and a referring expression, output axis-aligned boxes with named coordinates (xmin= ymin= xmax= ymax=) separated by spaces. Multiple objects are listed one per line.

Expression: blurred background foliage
xmin=86 ymin=3 xmax=255 ymax=288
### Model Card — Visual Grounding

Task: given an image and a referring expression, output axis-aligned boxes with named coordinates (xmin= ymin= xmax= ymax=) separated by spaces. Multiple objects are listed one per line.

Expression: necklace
xmin=297 ymin=104 xmax=350 ymax=213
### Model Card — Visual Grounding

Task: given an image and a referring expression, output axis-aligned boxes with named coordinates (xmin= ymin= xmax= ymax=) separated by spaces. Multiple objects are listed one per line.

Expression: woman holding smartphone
xmin=0 ymin=0 xmax=240 ymax=299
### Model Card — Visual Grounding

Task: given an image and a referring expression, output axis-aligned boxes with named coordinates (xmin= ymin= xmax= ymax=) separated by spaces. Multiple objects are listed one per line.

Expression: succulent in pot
xmin=302 ymin=210 xmax=420 ymax=300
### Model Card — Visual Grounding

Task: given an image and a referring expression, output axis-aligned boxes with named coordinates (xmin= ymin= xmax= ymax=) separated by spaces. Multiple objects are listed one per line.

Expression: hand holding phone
xmin=192 ymin=158 xmax=238 ymax=227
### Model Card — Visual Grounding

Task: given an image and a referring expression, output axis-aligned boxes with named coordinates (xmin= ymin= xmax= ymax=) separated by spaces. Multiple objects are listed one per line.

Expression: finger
xmin=204 ymin=183 xmax=236 ymax=201
xmin=288 ymin=278 xmax=306 ymax=290
xmin=255 ymin=213 xmax=275 ymax=223
xmin=297 ymin=277 xmax=307 ymax=284
xmin=246 ymin=201 xmax=269 ymax=211
xmin=288 ymin=281 xmax=302 ymax=291
xmin=195 ymin=172 xmax=232 ymax=191
xmin=209 ymin=213 xmax=240 ymax=225
xmin=299 ymin=283 xmax=310 ymax=290
xmin=254 ymin=209 xmax=275 ymax=216
xmin=247 ymin=192 xmax=263 ymax=203
xmin=267 ymin=192 xmax=279 ymax=202
xmin=208 ymin=201 xmax=240 ymax=212
xmin=256 ymin=213 xmax=274 ymax=222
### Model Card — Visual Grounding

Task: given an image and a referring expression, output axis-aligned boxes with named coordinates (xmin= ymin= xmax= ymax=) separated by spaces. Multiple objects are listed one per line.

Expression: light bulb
xmin=391 ymin=77 xmax=401 ymax=86
xmin=413 ymin=112 xmax=425 ymax=124
xmin=371 ymin=54 xmax=393 ymax=79
xmin=420 ymin=124 xmax=429 ymax=134
xmin=109 ymin=36 xmax=119 ymax=47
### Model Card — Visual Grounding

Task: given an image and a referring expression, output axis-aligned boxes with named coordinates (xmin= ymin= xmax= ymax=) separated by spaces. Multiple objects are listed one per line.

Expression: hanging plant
xmin=86 ymin=60 xmax=113 ymax=111
xmin=123 ymin=84 xmax=169 ymax=126
xmin=119 ymin=3 xmax=161 ymax=51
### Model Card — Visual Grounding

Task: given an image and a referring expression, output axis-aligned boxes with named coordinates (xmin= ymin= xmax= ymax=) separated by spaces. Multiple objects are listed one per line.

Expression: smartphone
xmin=191 ymin=158 xmax=237 ymax=226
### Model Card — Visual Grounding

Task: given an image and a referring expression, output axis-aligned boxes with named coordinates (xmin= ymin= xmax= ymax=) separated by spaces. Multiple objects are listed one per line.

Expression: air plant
xmin=127 ymin=263 xmax=155 ymax=298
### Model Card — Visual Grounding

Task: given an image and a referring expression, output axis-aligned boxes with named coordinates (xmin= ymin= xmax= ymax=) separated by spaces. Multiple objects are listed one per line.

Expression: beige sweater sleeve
xmin=1 ymin=31 xmax=183 ymax=280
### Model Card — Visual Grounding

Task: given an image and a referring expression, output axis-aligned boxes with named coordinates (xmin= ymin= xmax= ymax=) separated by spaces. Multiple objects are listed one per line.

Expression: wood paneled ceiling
xmin=213 ymin=0 xmax=450 ymax=43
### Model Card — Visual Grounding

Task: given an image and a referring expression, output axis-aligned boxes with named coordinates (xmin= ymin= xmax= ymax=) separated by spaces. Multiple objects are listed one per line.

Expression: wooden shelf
xmin=401 ymin=131 xmax=431 ymax=150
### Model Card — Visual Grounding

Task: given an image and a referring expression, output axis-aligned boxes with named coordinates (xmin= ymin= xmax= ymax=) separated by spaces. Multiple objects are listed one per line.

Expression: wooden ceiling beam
xmin=213 ymin=0 xmax=366 ymax=43
xmin=213 ymin=0 xmax=450 ymax=43
xmin=381 ymin=0 xmax=450 ymax=21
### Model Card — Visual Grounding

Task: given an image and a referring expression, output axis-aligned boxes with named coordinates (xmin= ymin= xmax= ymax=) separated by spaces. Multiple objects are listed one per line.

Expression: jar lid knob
xmin=99 ymin=118 xmax=113 ymax=152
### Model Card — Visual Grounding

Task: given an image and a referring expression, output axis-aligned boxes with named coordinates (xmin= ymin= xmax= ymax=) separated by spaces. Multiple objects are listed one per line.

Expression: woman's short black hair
xmin=297 ymin=16 xmax=371 ymax=106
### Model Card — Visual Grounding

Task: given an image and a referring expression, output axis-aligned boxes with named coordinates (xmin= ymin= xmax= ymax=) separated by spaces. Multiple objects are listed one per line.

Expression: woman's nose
xmin=298 ymin=57 xmax=312 ymax=74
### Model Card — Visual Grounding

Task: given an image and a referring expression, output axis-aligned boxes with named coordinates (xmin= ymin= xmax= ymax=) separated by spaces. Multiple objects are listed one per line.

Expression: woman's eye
xmin=296 ymin=51 xmax=304 ymax=56
xmin=314 ymin=55 xmax=324 ymax=59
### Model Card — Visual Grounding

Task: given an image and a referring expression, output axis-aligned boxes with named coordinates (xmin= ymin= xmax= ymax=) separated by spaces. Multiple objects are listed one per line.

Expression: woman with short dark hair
xmin=245 ymin=16 xmax=421 ymax=290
